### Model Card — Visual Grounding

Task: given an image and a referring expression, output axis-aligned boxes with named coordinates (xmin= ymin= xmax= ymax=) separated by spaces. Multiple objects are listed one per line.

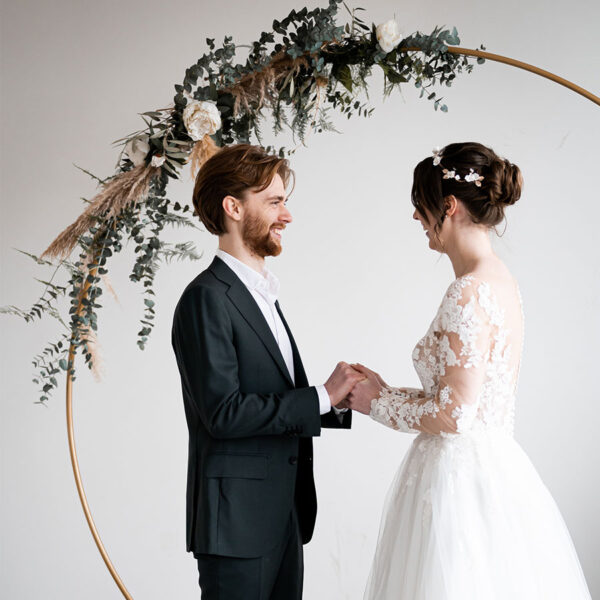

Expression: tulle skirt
xmin=364 ymin=429 xmax=591 ymax=600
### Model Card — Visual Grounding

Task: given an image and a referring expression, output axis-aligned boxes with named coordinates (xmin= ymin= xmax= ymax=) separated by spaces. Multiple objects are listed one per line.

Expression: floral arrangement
xmin=2 ymin=0 xmax=485 ymax=402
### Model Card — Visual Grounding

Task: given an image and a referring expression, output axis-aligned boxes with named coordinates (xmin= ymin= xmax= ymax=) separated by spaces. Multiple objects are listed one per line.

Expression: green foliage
xmin=2 ymin=0 xmax=484 ymax=403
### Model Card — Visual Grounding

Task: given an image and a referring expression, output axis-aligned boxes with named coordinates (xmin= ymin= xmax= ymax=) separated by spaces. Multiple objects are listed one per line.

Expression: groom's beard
xmin=242 ymin=212 xmax=284 ymax=258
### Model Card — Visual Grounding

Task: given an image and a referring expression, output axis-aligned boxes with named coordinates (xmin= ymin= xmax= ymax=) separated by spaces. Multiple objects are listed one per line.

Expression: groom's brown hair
xmin=192 ymin=144 xmax=294 ymax=236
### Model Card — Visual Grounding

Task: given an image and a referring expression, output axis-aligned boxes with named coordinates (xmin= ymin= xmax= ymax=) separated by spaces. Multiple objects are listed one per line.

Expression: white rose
xmin=376 ymin=19 xmax=403 ymax=54
xmin=151 ymin=154 xmax=166 ymax=167
xmin=182 ymin=100 xmax=222 ymax=141
xmin=124 ymin=136 xmax=150 ymax=167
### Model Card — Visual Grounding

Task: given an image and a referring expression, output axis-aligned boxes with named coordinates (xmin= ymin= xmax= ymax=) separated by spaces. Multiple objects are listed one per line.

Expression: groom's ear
xmin=222 ymin=195 xmax=243 ymax=223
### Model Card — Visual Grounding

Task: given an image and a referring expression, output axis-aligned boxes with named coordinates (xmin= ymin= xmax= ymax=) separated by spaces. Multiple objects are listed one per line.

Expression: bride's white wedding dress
xmin=364 ymin=274 xmax=591 ymax=600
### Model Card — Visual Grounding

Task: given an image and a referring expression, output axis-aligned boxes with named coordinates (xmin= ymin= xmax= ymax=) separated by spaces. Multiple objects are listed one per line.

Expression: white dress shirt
xmin=216 ymin=249 xmax=332 ymax=415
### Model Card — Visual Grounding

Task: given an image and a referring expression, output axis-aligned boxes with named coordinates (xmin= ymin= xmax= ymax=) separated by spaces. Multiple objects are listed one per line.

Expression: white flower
xmin=464 ymin=168 xmax=484 ymax=186
xmin=432 ymin=146 xmax=443 ymax=166
xmin=182 ymin=100 xmax=222 ymax=141
xmin=376 ymin=19 xmax=403 ymax=54
xmin=464 ymin=168 xmax=477 ymax=182
xmin=124 ymin=136 xmax=150 ymax=167
xmin=151 ymin=154 xmax=166 ymax=167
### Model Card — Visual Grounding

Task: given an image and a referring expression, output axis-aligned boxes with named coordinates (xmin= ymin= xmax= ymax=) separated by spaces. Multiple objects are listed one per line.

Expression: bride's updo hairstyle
xmin=411 ymin=142 xmax=522 ymax=233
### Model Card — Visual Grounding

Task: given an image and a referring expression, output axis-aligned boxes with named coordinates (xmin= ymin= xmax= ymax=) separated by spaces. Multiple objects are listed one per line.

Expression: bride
xmin=344 ymin=142 xmax=592 ymax=599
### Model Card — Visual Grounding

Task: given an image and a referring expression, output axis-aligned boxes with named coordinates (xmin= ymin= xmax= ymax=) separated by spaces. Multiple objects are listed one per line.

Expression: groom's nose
xmin=280 ymin=205 xmax=293 ymax=223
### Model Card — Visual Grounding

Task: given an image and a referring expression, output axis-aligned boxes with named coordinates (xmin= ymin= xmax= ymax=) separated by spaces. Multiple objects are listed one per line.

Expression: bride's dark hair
xmin=411 ymin=142 xmax=522 ymax=234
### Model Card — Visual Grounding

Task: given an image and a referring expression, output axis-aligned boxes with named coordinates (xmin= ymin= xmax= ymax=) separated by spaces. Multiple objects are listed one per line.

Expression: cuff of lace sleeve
xmin=369 ymin=386 xmax=416 ymax=433
xmin=369 ymin=387 xmax=394 ymax=426
xmin=369 ymin=396 xmax=389 ymax=425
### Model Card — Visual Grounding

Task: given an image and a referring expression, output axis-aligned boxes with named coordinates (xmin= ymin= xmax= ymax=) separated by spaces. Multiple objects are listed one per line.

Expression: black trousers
xmin=195 ymin=510 xmax=303 ymax=600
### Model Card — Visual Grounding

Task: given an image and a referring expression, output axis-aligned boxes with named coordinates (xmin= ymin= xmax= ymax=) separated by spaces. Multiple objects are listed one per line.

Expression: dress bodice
xmin=371 ymin=275 xmax=524 ymax=436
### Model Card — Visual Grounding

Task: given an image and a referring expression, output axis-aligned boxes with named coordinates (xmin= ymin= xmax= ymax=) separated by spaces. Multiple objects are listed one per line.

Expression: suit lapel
xmin=276 ymin=300 xmax=308 ymax=388
xmin=209 ymin=257 xmax=294 ymax=387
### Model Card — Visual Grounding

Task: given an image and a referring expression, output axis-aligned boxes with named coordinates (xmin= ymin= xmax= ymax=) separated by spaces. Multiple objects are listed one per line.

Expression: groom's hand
xmin=325 ymin=362 xmax=365 ymax=407
xmin=344 ymin=363 xmax=385 ymax=415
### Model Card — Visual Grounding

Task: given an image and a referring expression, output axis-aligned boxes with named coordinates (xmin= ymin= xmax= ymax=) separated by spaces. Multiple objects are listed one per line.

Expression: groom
xmin=171 ymin=144 xmax=361 ymax=599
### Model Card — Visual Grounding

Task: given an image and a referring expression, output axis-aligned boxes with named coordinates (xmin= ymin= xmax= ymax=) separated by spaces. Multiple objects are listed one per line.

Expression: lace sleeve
xmin=370 ymin=387 xmax=425 ymax=433
xmin=370 ymin=278 xmax=491 ymax=435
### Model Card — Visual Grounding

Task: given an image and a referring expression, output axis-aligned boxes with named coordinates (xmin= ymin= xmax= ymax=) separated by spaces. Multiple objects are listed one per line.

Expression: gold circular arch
xmin=444 ymin=47 xmax=599 ymax=105
xmin=64 ymin=46 xmax=599 ymax=600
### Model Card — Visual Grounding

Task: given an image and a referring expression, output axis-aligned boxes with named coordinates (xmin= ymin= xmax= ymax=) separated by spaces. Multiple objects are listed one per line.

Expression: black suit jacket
xmin=171 ymin=256 xmax=351 ymax=558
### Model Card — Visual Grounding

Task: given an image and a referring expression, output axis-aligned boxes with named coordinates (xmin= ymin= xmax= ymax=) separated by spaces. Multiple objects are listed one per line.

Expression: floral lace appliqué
xmin=370 ymin=276 xmax=520 ymax=436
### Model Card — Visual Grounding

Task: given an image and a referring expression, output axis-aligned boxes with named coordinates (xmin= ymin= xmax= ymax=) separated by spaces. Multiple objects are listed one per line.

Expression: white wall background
xmin=1 ymin=0 xmax=599 ymax=598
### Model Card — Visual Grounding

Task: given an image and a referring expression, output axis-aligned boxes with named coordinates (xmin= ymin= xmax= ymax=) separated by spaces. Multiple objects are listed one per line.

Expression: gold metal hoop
xmin=445 ymin=47 xmax=599 ymax=105
xmin=64 ymin=45 xmax=599 ymax=600
xmin=66 ymin=264 xmax=133 ymax=600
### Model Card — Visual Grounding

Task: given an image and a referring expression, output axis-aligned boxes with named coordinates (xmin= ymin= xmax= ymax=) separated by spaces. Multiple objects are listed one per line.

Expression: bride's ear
xmin=444 ymin=195 xmax=458 ymax=218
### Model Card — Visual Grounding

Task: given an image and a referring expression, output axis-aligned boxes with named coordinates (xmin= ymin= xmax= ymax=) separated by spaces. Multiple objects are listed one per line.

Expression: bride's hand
xmin=351 ymin=363 xmax=387 ymax=388
xmin=345 ymin=364 xmax=385 ymax=415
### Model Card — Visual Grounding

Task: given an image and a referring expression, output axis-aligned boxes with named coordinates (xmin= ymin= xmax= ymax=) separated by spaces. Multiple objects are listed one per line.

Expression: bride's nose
xmin=412 ymin=209 xmax=419 ymax=220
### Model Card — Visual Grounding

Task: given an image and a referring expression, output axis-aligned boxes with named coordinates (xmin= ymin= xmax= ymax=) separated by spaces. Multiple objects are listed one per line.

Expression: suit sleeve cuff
xmin=316 ymin=384 xmax=332 ymax=415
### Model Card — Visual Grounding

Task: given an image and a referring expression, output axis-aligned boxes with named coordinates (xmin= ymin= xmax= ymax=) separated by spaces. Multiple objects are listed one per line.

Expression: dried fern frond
xmin=81 ymin=326 xmax=103 ymax=382
xmin=42 ymin=165 xmax=159 ymax=259
xmin=224 ymin=53 xmax=310 ymax=117
xmin=188 ymin=134 xmax=219 ymax=179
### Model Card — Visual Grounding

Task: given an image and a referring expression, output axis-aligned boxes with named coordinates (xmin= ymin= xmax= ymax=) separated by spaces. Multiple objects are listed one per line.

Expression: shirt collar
xmin=216 ymin=249 xmax=280 ymax=302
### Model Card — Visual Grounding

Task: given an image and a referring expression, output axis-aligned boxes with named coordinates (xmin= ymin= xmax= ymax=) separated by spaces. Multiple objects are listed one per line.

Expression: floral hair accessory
xmin=442 ymin=168 xmax=460 ymax=181
xmin=463 ymin=168 xmax=484 ymax=187
xmin=432 ymin=148 xmax=484 ymax=187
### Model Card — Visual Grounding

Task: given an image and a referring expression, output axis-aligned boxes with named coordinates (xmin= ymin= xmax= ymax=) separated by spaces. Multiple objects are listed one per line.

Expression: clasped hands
xmin=324 ymin=362 xmax=387 ymax=415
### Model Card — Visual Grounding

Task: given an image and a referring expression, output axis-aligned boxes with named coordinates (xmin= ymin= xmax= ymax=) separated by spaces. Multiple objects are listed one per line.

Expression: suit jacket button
xmin=289 ymin=456 xmax=298 ymax=465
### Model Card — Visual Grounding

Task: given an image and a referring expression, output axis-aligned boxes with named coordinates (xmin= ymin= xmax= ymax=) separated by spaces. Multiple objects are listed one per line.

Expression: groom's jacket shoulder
xmin=172 ymin=258 xmax=237 ymax=325
xmin=177 ymin=257 xmax=231 ymax=298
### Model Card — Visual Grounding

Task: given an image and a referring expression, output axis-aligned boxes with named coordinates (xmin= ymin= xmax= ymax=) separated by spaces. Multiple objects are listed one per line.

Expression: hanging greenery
xmin=1 ymin=0 xmax=485 ymax=402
